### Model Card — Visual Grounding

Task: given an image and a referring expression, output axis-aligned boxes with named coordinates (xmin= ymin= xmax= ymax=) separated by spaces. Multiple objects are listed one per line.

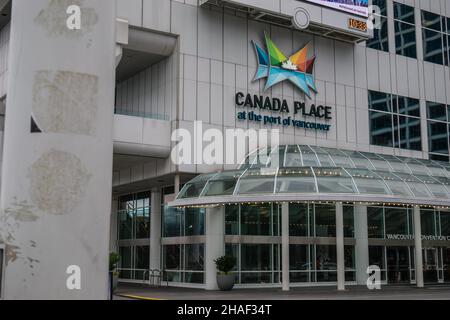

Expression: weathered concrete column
xmin=174 ymin=174 xmax=181 ymax=195
xmin=0 ymin=1 xmax=116 ymax=299
xmin=354 ymin=205 xmax=369 ymax=285
xmin=336 ymin=202 xmax=345 ymax=291
xmin=414 ymin=206 xmax=424 ymax=288
xmin=150 ymin=189 xmax=162 ymax=271
xmin=281 ymin=203 xmax=290 ymax=291
xmin=205 ymin=206 xmax=225 ymax=290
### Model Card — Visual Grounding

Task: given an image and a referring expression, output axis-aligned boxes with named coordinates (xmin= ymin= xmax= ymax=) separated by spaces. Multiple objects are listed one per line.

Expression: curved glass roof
xmin=172 ymin=145 xmax=450 ymax=208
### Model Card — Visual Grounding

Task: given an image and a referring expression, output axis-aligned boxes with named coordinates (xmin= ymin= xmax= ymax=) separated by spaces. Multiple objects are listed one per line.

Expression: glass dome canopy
xmin=172 ymin=145 xmax=450 ymax=208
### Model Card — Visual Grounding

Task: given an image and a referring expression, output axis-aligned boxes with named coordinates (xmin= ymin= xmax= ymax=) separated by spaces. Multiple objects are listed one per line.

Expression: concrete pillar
xmin=0 ymin=1 xmax=116 ymax=299
xmin=354 ymin=205 xmax=369 ymax=285
xmin=109 ymin=196 xmax=119 ymax=253
xmin=174 ymin=174 xmax=181 ymax=196
xmin=414 ymin=206 xmax=424 ymax=288
xmin=150 ymin=189 xmax=162 ymax=271
xmin=281 ymin=203 xmax=290 ymax=291
xmin=336 ymin=202 xmax=345 ymax=291
xmin=205 ymin=206 xmax=225 ymax=290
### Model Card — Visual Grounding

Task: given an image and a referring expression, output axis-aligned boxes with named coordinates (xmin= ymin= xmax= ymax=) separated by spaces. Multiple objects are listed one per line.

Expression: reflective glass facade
xmin=117 ymin=192 xmax=151 ymax=280
xmin=394 ymin=2 xmax=417 ymax=59
xmin=369 ymin=90 xmax=421 ymax=151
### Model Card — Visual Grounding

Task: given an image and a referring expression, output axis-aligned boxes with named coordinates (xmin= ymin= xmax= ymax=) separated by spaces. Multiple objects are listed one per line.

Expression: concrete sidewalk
xmin=115 ymin=284 xmax=450 ymax=300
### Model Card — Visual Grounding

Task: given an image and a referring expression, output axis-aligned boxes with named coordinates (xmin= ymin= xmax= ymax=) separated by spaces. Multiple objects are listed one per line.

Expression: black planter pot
xmin=217 ymin=274 xmax=235 ymax=291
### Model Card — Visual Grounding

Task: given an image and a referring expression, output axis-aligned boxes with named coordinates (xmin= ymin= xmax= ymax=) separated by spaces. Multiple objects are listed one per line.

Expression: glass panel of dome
xmin=378 ymin=155 xmax=411 ymax=173
xmin=237 ymin=168 xmax=277 ymax=195
xmin=375 ymin=171 xmax=413 ymax=197
xmin=177 ymin=174 xmax=215 ymax=198
xmin=250 ymin=147 xmax=270 ymax=169
xmin=313 ymin=168 xmax=357 ymax=194
xmin=358 ymin=152 xmax=392 ymax=171
xmin=403 ymin=158 xmax=433 ymax=175
xmin=391 ymin=172 xmax=432 ymax=198
xmin=316 ymin=147 xmax=355 ymax=167
xmin=351 ymin=157 xmax=375 ymax=169
xmin=276 ymin=168 xmax=317 ymax=193
xmin=309 ymin=146 xmax=336 ymax=166
xmin=425 ymin=183 xmax=449 ymax=198
xmin=267 ymin=145 xmax=285 ymax=169
xmin=345 ymin=168 xmax=391 ymax=195
xmin=284 ymin=145 xmax=303 ymax=167
xmin=430 ymin=175 xmax=450 ymax=187
xmin=202 ymin=171 xmax=242 ymax=196
xmin=299 ymin=145 xmax=320 ymax=166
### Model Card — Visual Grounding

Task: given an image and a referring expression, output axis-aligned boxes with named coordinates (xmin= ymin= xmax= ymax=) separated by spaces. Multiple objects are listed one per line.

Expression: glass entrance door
xmin=387 ymin=247 xmax=410 ymax=284
xmin=443 ymin=248 xmax=450 ymax=283
xmin=423 ymin=248 xmax=439 ymax=283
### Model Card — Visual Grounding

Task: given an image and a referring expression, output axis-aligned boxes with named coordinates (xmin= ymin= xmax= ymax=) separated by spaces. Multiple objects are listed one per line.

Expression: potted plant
xmin=214 ymin=255 xmax=236 ymax=291
xmin=109 ymin=252 xmax=121 ymax=293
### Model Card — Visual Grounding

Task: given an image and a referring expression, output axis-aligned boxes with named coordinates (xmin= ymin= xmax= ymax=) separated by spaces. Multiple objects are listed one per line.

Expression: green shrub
xmin=214 ymin=256 xmax=236 ymax=275
xmin=109 ymin=252 xmax=121 ymax=272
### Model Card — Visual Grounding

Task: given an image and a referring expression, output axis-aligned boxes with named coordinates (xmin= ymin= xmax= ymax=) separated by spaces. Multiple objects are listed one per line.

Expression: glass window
xmin=240 ymin=204 xmax=272 ymax=236
xmin=373 ymin=0 xmax=387 ymax=16
xmin=384 ymin=208 xmax=410 ymax=236
xmin=345 ymin=246 xmax=356 ymax=281
xmin=163 ymin=245 xmax=181 ymax=270
xmin=394 ymin=115 xmax=422 ymax=151
xmin=370 ymin=111 xmax=393 ymax=147
xmin=134 ymin=246 xmax=149 ymax=280
xmin=421 ymin=210 xmax=436 ymax=236
xmin=119 ymin=246 xmax=133 ymax=279
xmin=394 ymin=4 xmax=417 ymax=60
xmin=422 ymin=11 xmax=442 ymax=31
xmin=315 ymin=245 xmax=337 ymax=282
xmin=315 ymin=204 xmax=336 ymax=237
xmin=440 ymin=211 xmax=450 ymax=236
xmin=163 ymin=206 xmax=183 ymax=237
xmin=369 ymin=91 xmax=392 ymax=112
xmin=118 ymin=210 xmax=133 ymax=240
xmin=241 ymin=244 xmax=272 ymax=271
xmin=289 ymin=203 xmax=309 ymax=237
xmin=118 ymin=192 xmax=151 ymax=241
xmin=184 ymin=208 xmax=205 ymax=236
xmin=423 ymin=28 xmax=444 ymax=64
xmin=225 ymin=244 xmax=239 ymax=272
xmin=368 ymin=207 xmax=384 ymax=238
xmin=427 ymin=102 xmax=447 ymax=121
xmin=421 ymin=10 xmax=447 ymax=66
xmin=428 ymin=121 xmax=449 ymax=154
xmin=185 ymin=244 xmax=204 ymax=271
xmin=290 ymin=245 xmax=310 ymax=283
xmin=344 ymin=206 xmax=355 ymax=238
xmin=135 ymin=207 xmax=150 ymax=239
xmin=225 ymin=205 xmax=239 ymax=235
xmin=368 ymin=16 xmax=389 ymax=52
xmin=369 ymin=246 xmax=387 ymax=280
xmin=398 ymin=96 xmax=420 ymax=117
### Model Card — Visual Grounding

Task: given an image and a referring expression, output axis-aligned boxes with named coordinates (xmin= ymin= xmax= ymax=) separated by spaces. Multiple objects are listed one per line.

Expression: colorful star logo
xmin=253 ymin=33 xmax=317 ymax=98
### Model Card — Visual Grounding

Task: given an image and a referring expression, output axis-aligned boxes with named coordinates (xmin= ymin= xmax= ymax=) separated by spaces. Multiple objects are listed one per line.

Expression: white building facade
xmin=2 ymin=0 xmax=450 ymax=299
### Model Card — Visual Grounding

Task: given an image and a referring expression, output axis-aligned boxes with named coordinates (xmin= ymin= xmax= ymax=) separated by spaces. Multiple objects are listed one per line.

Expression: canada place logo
xmin=253 ymin=33 xmax=317 ymax=98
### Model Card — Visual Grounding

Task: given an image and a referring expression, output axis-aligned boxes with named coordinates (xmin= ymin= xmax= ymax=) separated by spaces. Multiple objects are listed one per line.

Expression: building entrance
xmin=387 ymin=247 xmax=410 ymax=284
xmin=423 ymin=248 xmax=440 ymax=284
xmin=444 ymin=248 xmax=450 ymax=283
